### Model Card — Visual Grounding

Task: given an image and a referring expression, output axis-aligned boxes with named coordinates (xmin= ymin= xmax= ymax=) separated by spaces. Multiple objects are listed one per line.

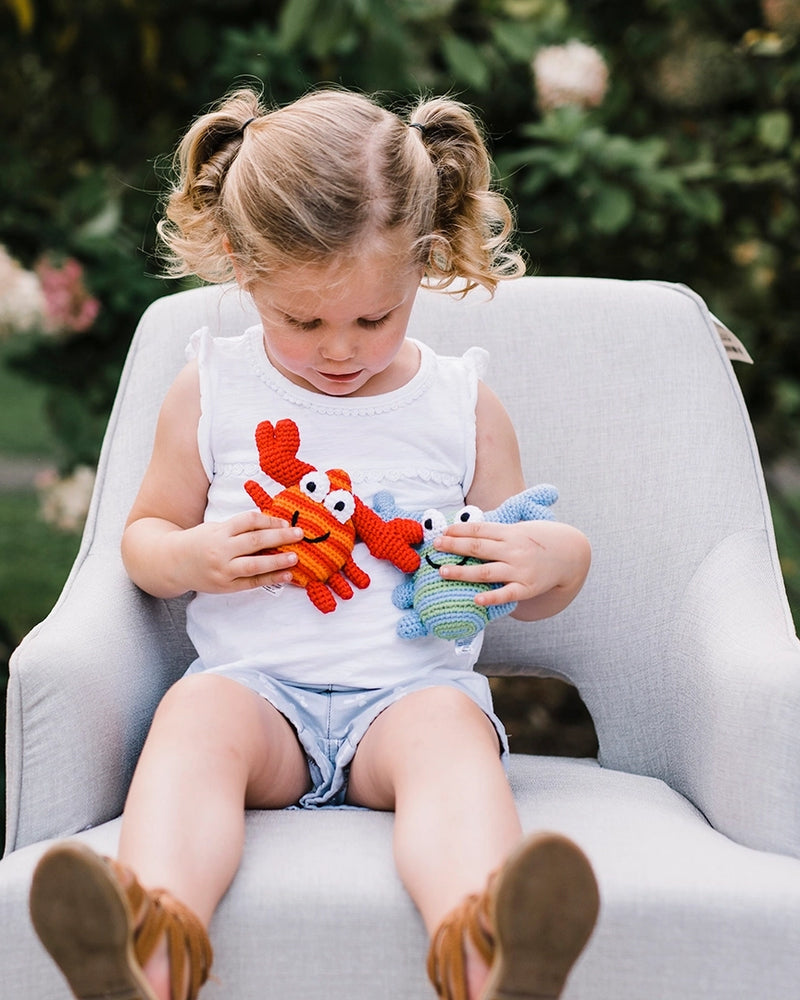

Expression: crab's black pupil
xmin=424 ymin=518 xmax=433 ymax=530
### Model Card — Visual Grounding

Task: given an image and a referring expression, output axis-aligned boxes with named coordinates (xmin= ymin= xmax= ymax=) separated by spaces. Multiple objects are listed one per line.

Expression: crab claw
xmin=254 ymin=419 xmax=315 ymax=486
xmin=354 ymin=497 xmax=422 ymax=572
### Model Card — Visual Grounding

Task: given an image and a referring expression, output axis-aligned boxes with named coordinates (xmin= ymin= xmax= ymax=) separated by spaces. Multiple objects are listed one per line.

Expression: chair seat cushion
xmin=2 ymin=755 xmax=799 ymax=999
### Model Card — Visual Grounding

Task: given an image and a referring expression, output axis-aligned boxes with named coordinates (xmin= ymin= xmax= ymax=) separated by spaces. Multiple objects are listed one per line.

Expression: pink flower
xmin=35 ymin=256 xmax=100 ymax=335
xmin=532 ymin=40 xmax=609 ymax=113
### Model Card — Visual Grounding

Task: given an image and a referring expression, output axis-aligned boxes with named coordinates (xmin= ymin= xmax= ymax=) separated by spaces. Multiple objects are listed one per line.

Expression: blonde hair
xmin=158 ymin=86 xmax=525 ymax=295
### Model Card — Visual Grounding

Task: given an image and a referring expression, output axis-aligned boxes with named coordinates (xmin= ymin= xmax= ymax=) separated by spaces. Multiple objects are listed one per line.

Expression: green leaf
xmin=399 ymin=0 xmax=458 ymax=19
xmin=309 ymin=6 xmax=359 ymax=59
xmin=757 ymin=111 xmax=792 ymax=152
xmin=277 ymin=0 xmax=320 ymax=51
xmin=86 ymin=94 xmax=117 ymax=151
xmin=490 ymin=19 xmax=540 ymax=62
xmin=684 ymin=188 xmax=724 ymax=226
xmin=589 ymin=184 xmax=634 ymax=234
xmin=441 ymin=33 xmax=491 ymax=91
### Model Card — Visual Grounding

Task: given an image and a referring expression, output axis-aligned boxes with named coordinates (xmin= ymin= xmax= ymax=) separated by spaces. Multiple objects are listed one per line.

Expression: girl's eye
xmin=358 ymin=314 xmax=390 ymax=329
xmin=421 ymin=508 xmax=448 ymax=542
xmin=284 ymin=314 xmax=321 ymax=331
xmin=455 ymin=505 xmax=485 ymax=525
xmin=299 ymin=472 xmax=330 ymax=502
xmin=323 ymin=490 xmax=355 ymax=524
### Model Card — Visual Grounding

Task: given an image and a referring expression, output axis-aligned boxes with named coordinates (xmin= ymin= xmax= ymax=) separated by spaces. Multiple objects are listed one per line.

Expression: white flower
xmin=38 ymin=465 xmax=96 ymax=533
xmin=0 ymin=245 xmax=46 ymax=338
xmin=532 ymin=40 xmax=609 ymax=113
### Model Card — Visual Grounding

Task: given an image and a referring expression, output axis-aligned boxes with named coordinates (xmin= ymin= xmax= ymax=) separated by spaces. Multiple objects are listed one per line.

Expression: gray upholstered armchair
xmin=3 ymin=277 xmax=800 ymax=998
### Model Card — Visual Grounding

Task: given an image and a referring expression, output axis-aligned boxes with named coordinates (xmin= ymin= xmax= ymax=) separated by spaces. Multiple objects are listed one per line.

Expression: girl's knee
xmin=378 ymin=686 xmax=502 ymax=765
xmin=150 ymin=673 xmax=248 ymax=738
xmin=404 ymin=685 xmax=493 ymax=733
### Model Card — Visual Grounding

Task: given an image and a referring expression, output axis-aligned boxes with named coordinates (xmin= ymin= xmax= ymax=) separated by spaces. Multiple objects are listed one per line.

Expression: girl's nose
xmin=320 ymin=328 xmax=356 ymax=361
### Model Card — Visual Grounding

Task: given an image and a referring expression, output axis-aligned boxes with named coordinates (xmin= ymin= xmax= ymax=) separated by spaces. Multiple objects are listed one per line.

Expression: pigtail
xmin=407 ymin=98 xmax=525 ymax=295
xmin=156 ymin=86 xmax=522 ymax=294
xmin=158 ymin=88 xmax=264 ymax=283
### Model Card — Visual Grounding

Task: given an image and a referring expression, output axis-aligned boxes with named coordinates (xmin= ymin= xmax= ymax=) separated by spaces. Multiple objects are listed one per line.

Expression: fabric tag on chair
xmin=712 ymin=314 xmax=754 ymax=364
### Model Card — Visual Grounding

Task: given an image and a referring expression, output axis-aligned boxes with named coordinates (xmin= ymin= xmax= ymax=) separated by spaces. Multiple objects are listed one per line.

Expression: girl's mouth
xmin=319 ymin=370 xmax=364 ymax=383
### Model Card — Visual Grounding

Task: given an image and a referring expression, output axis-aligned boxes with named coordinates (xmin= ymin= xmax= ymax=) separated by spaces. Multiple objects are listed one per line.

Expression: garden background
xmin=2 ymin=0 xmax=799 ymax=852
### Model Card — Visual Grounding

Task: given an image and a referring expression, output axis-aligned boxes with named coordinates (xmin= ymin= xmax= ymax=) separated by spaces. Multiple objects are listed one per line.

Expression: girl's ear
xmin=222 ymin=235 xmax=245 ymax=285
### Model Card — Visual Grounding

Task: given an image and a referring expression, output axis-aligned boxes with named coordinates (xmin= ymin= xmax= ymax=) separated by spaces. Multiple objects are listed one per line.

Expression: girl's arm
xmin=434 ymin=381 xmax=591 ymax=623
xmin=121 ymin=361 xmax=303 ymax=599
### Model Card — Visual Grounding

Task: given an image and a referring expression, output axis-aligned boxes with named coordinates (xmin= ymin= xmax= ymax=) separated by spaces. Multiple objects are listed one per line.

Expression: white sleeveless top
xmin=185 ymin=323 xmax=489 ymax=688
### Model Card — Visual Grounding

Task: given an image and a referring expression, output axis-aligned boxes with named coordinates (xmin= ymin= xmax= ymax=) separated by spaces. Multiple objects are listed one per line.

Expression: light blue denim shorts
xmin=196 ymin=664 xmax=509 ymax=808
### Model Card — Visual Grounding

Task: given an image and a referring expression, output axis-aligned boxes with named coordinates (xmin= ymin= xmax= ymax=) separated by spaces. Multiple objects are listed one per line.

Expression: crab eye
xmin=421 ymin=508 xmax=448 ymax=542
xmin=299 ymin=471 xmax=330 ymax=502
xmin=455 ymin=505 xmax=485 ymax=525
xmin=324 ymin=489 xmax=355 ymax=524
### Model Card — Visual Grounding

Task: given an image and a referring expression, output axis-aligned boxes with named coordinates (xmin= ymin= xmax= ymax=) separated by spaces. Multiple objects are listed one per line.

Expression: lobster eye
xmin=421 ymin=508 xmax=448 ymax=542
xmin=324 ymin=489 xmax=355 ymax=524
xmin=455 ymin=505 xmax=485 ymax=525
xmin=299 ymin=471 xmax=330 ymax=502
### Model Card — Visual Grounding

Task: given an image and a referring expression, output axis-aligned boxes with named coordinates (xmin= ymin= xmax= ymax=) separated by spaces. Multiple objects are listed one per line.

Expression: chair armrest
xmin=5 ymin=548 xmax=192 ymax=855
xmin=667 ymin=528 xmax=800 ymax=858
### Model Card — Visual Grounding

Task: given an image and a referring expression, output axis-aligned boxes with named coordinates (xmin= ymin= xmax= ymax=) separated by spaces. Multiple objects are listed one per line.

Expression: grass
xmin=0 ymin=342 xmax=65 ymax=458
xmin=0 ymin=491 xmax=82 ymax=640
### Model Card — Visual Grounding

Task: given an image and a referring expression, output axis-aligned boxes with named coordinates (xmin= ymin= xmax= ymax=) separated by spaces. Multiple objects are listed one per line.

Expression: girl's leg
xmin=113 ymin=673 xmax=310 ymax=1000
xmin=346 ymin=685 xmax=599 ymax=1000
xmin=119 ymin=672 xmax=311 ymax=922
xmin=346 ymin=686 xmax=521 ymax=997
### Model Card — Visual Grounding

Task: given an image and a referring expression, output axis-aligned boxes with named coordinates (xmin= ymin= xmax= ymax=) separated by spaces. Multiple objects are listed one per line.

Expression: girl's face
xmin=247 ymin=250 xmax=423 ymax=398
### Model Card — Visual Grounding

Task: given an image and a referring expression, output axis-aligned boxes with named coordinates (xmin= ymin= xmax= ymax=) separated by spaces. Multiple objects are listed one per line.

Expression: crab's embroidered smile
xmin=289 ymin=509 xmax=331 ymax=544
xmin=302 ymin=529 xmax=332 ymax=544
xmin=425 ymin=553 xmax=469 ymax=570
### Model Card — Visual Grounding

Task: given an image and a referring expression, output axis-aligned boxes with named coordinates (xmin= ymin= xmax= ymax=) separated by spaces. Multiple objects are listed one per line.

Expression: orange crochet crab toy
xmin=244 ymin=419 xmax=423 ymax=613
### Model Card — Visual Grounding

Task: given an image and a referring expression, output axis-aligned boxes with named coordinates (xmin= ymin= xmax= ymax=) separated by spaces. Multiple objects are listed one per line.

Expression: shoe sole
xmin=482 ymin=832 xmax=600 ymax=1000
xmin=29 ymin=841 xmax=157 ymax=1000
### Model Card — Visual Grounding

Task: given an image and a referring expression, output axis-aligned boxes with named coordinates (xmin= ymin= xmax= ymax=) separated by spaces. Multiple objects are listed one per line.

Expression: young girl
xmin=29 ymin=87 xmax=599 ymax=1000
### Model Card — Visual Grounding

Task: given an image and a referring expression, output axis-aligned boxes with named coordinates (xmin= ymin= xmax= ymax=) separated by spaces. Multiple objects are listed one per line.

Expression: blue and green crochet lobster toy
xmin=373 ymin=485 xmax=558 ymax=647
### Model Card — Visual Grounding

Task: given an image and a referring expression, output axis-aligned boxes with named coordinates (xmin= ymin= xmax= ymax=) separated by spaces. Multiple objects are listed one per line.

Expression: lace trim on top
xmin=213 ymin=462 xmax=463 ymax=489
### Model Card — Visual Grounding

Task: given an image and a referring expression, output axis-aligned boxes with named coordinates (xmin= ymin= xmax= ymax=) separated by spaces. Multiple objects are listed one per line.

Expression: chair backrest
xmin=80 ymin=276 xmax=795 ymax=778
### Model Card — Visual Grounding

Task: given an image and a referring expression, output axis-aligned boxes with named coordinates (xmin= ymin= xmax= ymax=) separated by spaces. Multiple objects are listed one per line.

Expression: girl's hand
xmin=123 ymin=510 xmax=304 ymax=598
xmin=433 ymin=518 xmax=591 ymax=621
xmin=174 ymin=511 xmax=304 ymax=594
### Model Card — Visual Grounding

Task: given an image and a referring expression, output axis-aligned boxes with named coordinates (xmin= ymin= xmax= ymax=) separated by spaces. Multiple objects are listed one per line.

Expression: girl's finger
xmin=473 ymin=581 xmax=526 ymax=607
xmin=442 ymin=519 xmax=511 ymax=539
xmin=434 ymin=532 xmax=506 ymax=564
xmin=234 ymin=525 xmax=304 ymax=556
xmin=233 ymin=550 xmax=298 ymax=581
xmin=438 ymin=557 xmax=511 ymax=584
xmin=229 ymin=509 xmax=291 ymax=536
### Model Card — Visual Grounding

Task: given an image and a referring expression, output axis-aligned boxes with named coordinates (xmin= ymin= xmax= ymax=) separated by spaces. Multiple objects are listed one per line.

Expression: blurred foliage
xmin=1 ymin=0 xmax=799 ymax=468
